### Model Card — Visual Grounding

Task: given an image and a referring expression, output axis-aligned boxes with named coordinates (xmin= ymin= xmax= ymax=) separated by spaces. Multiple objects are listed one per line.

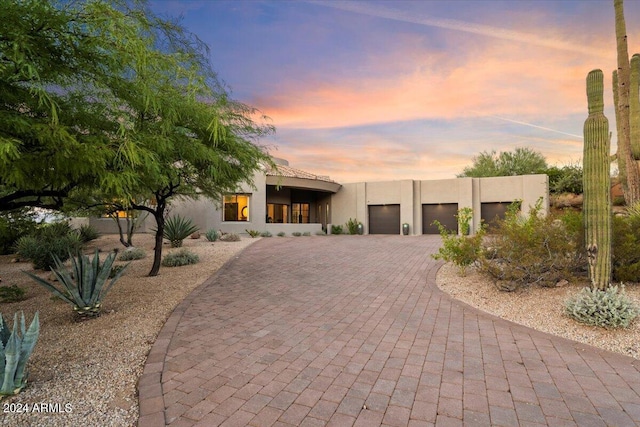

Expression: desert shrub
xmin=15 ymin=231 xmax=83 ymax=270
xmin=205 ymin=229 xmax=219 ymax=242
xmin=479 ymin=200 xmax=581 ymax=290
xmin=277 ymin=231 xmax=286 ymax=237
xmin=316 ymin=230 xmax=327 ymax=236
xmin=331 ymin=225 xmax=343 ymax=235
xmin=547 ymin=163 xmax=583 ymax=195
xmin=345 ymin=218 xmax=362 ymax=235
xmin=161 ymin=249 xmax=199 ymax=267
xmin=77 ymin=224 xmax=100 ymax=243
xmin=431 ymin=212 xmax=484 ymax=276
xmin=612 ymin=214 xmax=640 ymax=282
xmin=0 ymin=210 xmax=38 ymax=255
xmin=245 ymin=229 xmax=261 ymax=238
xmin=260 ymin=231 xmax=272 ymax=237
xmin=303 ymin=231 xmax=311 ymax=236
xmin=292 ymin=231 xmax=302 ymax=237
xmin=118 ymin=247 xmax=145 ymax=261
xmin=163 ymin=216 xmax=199 ymax=248
xmin=219 ymin=232 xmax=240 ymax=242
xmin=0 ymin=285 xmax=27 ymax=303
xmin=565 ymin=285 xmax=639 ymax=328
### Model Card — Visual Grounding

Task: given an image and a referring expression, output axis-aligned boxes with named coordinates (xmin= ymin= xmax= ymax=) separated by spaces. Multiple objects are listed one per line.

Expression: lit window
xmin=267 ymin=203 xmax=288 ymax=223
xmin=223 ymin=194 xmax=250 ymax=221
xmin=292 ymin=203 xmax=310 ymax=223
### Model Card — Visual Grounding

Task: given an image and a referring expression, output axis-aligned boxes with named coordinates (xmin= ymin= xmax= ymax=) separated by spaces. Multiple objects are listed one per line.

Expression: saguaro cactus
xmin=583 ymin=70 xmax=612 ymax=290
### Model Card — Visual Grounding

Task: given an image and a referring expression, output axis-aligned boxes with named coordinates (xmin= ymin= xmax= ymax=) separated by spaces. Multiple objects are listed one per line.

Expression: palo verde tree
xmin=80 ymin=1 xmax=274 ymax=276
xmin=0 ymin=0 xmax=134 ymax=211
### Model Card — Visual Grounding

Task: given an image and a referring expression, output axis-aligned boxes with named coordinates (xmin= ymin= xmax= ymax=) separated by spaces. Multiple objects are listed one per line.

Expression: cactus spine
xmin=583 ymin=70 xmax=612 ymax=290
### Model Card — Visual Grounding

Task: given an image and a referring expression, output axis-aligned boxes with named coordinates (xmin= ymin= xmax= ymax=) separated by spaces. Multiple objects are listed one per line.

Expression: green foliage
xmin=118 ymin=247 xmax=145 ymax=261
xmin=331 ymin=225 xmax=344 ymax=235
xmin=345 ymin=218 xmax=363 ymax=235
xmin=431 ymin=211 xmax=484 ymax=276
xmin=260 ymin=231 xmax=272 ymax=237
xmin=0 ymin=312 xmax=39 ymax=396
xmin=163 ymin=216 xmax=199 ymax=248
xmin=108 ymin=265 xmax=127 ymax=279
xmin=15 ymin=225 xmax=83 ymax=270
xmin=0 ymin=210 xmax=38 ymax=255
xmin=245 ymin=229 xmax=261 ymax=238
xmin=277 ymin=232 xmax=286 ymax=237
xmin=0 ymin=285 xmax=27 ymax=303
xmin=612 ymin=215 xmax=640 ymax=282
xmin=77 ymin=224 xmax=100 ymax=243
xmin=292 ymin=232 xmax=302 ymax=237
xmin=458 ymin=147 xmax=548 ymax=178
xmin=205 ymin=229 xmax=220 ymax=242
xmin=23 ymin=250 xmax=128 ymax=318
xmin=565 ymin=285 xmax=639 ymax=328
xmin=456 ymin=207 xmax=473 ymax=235
xmin=303 ymin=231 xmax=311 ymax=236
xmin=480 ymin=200 xmax=582 ymax=290
xmin=316 ymin=230 xmax=327 ymax=236
xmin=161 ymin=249 xmax=199 ymax=267
xmin=547 ymin=163 xmax=583 ymax=194
xmin=219 ymin=233 xmax=240 ymax=242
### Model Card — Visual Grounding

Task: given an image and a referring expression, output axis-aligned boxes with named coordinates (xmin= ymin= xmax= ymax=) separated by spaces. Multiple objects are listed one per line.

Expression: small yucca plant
xmin=163 ymin=216 xmax=199 ymax=247
xmin=24 ymin=250 xmax=129 ymax=318
xmin=0 ymin=311 xmax=39 ymax=396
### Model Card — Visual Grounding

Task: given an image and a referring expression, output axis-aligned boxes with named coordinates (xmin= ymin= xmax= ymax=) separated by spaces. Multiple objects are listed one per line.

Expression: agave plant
xmin=24 ymin=250 xmax=129 ymax=318
xmin=0 ymin=312 xmax=39 ymax=396
xmin=163 ymin=216 xmax=199 ymax=247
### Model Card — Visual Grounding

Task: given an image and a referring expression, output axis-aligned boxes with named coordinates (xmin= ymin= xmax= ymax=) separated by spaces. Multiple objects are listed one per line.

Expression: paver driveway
xmin=138 ymin=235 xmax=640 ymax=427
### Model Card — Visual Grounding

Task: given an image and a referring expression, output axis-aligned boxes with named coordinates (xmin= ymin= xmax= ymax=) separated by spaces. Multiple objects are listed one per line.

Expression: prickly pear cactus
xmin=583 ymin=69 xmax=612 ymax=290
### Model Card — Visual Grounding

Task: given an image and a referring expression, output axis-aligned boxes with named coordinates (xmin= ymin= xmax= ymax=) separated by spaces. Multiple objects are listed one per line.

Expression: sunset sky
xmin=150 ymin=0 xmax=640 ymax=183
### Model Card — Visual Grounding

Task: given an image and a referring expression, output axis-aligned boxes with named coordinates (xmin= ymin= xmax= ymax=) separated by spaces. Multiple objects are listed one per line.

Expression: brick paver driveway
xmin=138 ymin=235 xmax=640 ymax=426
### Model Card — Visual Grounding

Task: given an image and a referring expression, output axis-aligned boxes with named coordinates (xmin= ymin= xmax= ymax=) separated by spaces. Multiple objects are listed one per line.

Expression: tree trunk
xmin=149 ymin=211 xmax=164 ymax=277
xmin=614 ymin=0 xmax=640 ymax=205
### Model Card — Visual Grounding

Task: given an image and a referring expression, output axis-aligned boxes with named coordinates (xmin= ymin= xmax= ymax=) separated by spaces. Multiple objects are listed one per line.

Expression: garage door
xmin=422 ymin=204 xmax=458 ymax=234
xmin=481 ymin=202 xmax=516 ymax=229
xmin=368 ymin=205 xmax=400 ymax=234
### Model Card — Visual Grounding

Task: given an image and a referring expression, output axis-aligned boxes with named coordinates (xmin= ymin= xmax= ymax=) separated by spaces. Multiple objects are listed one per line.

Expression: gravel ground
xmin=436 ymin=262 xmax=640 ymax=359
xmin=0 ymin=233 xmax=256 ymax=427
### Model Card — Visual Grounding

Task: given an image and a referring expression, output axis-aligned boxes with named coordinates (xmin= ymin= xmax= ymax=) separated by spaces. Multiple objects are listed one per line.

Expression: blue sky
xmin=150 ymin=0 xmax=640 ymax=183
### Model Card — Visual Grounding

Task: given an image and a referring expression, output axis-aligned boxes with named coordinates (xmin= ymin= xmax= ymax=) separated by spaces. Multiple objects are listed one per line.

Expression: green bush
xmin=163 ymin=216 xmax=199 ymax=248
xmin=547 ymin=163 xmax=583 ymax=194
xmin=219 ymin=232 xmax=240 ymax=242
xmin=565 ymin=285 xmax=639 ymax=328
xmin=260 ymin=231 xmax=272 ymax=237
xmin=245 ymin=229 xmax=261 ymax=238
xmin=118 ymin=247 xmax=145 ymax=261
xmin=24 ymin=250 xmax=128 ymax=318
xmin=331 ymin=225 xmax=343 ymax=235
xmin=292 ymin=231 xmax=302 ymax=237
xmin=316 ymin=230 xmax=327 ymax=236
xmin=205 ymin=229 xmax=219 ymax=242
xmin=479 ymin=200 xmax=582 ymax=290
xmin=0 ymin=285 xmax=27 ymax=303
xmin=0 ymin=210 xmax=38 ymax=255
xmin=303 ymin=231 xmax=311 ymax=236
xmin=15 ymin=232 xmax=83 ymax=270
xmin=77 ymin=224 xmax=100 ymax=243
xmin=612 ymin=215 xmax=640 ymax=282
xmin=431 ymin=212 xmax=484 ymax=276
xmin=345 ymin=218 xmax=362 ymax=235
xmin=161 ymin=249 xmax=199 ymax=267
xmin=277 ymin=231 xmax=286 ymax=237
xmin=0 ymin=312 xmax=39 ymax=396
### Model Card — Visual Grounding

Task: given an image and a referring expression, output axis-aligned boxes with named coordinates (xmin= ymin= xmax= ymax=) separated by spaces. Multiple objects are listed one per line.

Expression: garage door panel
xmin=422 ymin=204 xmax=458 ymax=234
xmin=369 ymin=205 xmax=400 ymax=234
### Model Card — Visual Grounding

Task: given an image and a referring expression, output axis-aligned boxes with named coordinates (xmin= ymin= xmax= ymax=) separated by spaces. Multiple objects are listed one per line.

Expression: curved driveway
xmin=138 ymin=236 xmax=640 ymax=426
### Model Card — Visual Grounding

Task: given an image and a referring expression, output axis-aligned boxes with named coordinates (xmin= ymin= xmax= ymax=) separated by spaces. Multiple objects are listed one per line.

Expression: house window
xmin=267 ymin=203 xmax=288 ymax=223
xmin=292 ymin=203 xmax=310 ymax=224
xmin=224 ymin=194 xmax=250 ymax=221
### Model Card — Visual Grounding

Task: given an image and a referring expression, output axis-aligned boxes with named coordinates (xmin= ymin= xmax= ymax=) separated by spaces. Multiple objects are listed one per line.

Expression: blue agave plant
xmin=0 ymin=312 xmax=39 ymax=396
